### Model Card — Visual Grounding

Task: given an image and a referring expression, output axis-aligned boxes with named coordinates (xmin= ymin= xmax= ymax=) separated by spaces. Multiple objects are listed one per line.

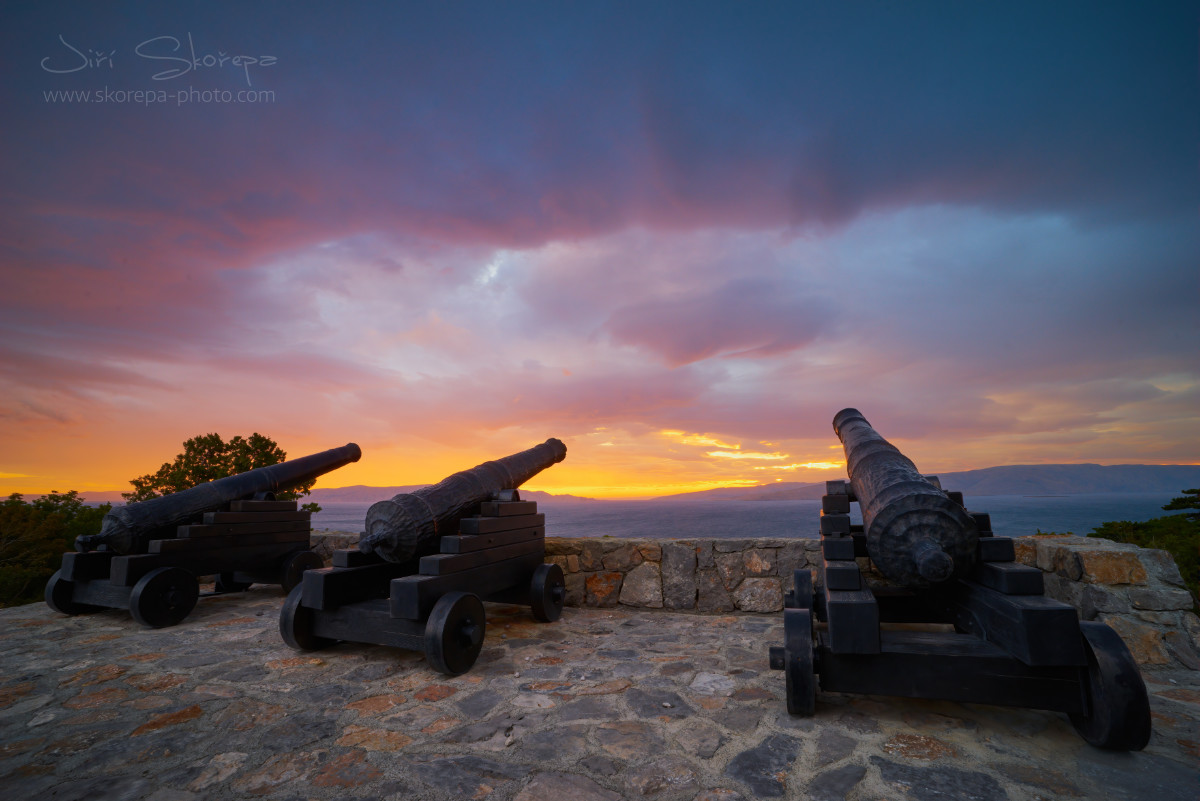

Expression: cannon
xmin=45 ymin=443 xmax=361 ymax=627
xmin=77 ymin=443 xmax=363 ymax=554
xmin=281 ymin=440 xmax=568 ymax=675
xmin=769 ymin=409 xmax=1151 ymax=751
xmin=360 ymin=437 xmax=566 ymax=562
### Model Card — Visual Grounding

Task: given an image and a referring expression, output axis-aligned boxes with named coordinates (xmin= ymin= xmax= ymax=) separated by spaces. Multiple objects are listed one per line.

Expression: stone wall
xmin=308 ymin=530 xmax=1198 ymax=669
xmin=1011 ymin=534 xmax=1199 ymax=669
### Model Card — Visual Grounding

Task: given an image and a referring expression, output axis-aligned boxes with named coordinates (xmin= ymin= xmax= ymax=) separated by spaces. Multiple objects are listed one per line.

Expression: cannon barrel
xmin=77 ymin=443 xmax=362 ymax=554
xmin=832 ymin=408 xmax=977 ymax=586
xmin=360 ymin=438 xmax=567 ymax=563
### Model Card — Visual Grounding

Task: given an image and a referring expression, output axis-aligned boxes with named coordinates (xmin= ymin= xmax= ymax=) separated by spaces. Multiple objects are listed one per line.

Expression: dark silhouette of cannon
xmin=770 ymin=409 xmax=1151 ymax=751
xmin=45 ymin=443 xmax=361 ymax=627
xmin=359 ymin=438 xmax=566 ymax=562
xmin=281 ymin=439 xmax=568 ymax=675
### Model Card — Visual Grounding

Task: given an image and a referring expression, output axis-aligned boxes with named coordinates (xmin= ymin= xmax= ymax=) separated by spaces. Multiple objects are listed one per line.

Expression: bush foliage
xmin=0 ymin=491 xmax=110 ymax=608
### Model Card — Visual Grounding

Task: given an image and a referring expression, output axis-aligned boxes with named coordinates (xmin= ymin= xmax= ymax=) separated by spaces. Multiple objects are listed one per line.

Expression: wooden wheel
xmin=424 ymin=592 xmax=486 ymax=676
xmin=786 ymin=567 xmax=814 ymax=609
xmin=130 ymin=567 xmax=199 ymax=628
xmin=279 ymin=585 xmax=334 ymax=651
xmin=215 ymin=573 xmax=253 ymax=593
xmin=784 ymin=607 xmax=817 ymax=716
xmin=1069 ymin=621 xmax=1152 ymax=750
xmin=529 ymin=563 xmax=566 ymax=622
xmin=281 ymin=550 xmax=324 ymax=593
xmin=44 ymin=570 xmax=102 ymax=615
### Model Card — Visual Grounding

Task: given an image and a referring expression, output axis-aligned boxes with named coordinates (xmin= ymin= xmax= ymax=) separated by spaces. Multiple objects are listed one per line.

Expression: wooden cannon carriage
xmin=44 ymin=444 xmax=360 ymax=628
xmin=770 ymin=409 xmax=1151 ymax=750
xmin=279 ymin=440 xmax=567 ymax=675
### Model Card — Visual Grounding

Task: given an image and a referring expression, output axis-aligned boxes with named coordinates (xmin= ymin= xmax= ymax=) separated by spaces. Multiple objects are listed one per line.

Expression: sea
xmin=310 ymin=492 xmax=1187 ymax=539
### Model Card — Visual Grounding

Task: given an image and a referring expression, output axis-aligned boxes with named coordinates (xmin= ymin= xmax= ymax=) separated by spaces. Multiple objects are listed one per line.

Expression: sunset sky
xmin=1 ymin=2 xmax=1197 ymax=499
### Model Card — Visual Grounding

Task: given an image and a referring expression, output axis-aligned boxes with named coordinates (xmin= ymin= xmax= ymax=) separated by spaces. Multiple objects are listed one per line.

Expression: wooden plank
xmin=203 ymin=510 xmax=311 ymax=524
xmin=978 ymin=536 xmax=1015 ymax=563
xmin=390 ymin=551 xmax=543 ymax=620
xmin=60 ymin=551 xmax=116 ymax=582
xmin=820 ymin=512 xmax=851 ymax=536
xmin=821 ymin=536 xmax=856 ymax=561
xmin=301 ymin=558 xmax=420 ymax=610
xmin=952 ymin=579 xmax=1086 ymax=666
xmin=479 ymin=500 xmax=538 ymax=517
xmin=333 ymin=549 xmax=383 ymax=568
xmin=110 ymin=543 xmax=304 ymax=586
xmin=419 ymin=539 xmax=545 ymax=576
xmin=816 ymin=629 xmax=1086 ymax=714
xmin=458 ymin=513 xmax=545 ymax=535
xmin=440 ymin=526 xmax=544 ymax=554
xmin=229 ymin=500 xmax=298 ymax=512
xmin=71 ymin=579 xmax=133 ymax=609
xmin=821 ymin=494 xmax=851 ymax=514
xmin=309 ymin=598 xmax=426 ymax=651
xmin=150 ymin=530 xmax=310 ymax=553
xmin=822 ymin=584 xmax=880 ymax=654
xmin=970 ymin=561 xmax=1045 ymax=596
xmin=178 ymin=520 xmax=311 ymax=539
xmin=822 ymin=560 xmax=861 ymax=591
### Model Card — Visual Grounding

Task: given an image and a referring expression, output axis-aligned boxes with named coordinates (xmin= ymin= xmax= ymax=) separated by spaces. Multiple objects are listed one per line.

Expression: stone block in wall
xmin=713 ymin=539 xmax=755 ymax=553
xmin=579 ymin=542 xmax=607 ymax=571
xmin=564 ymin=573 xmax=586 ymax=607
xmin=1035 ymin=539 xmax=1083 ymax=580
xmin=743 ymin=548 xmax=776 ymax=577
xmin=1167 ymin=612 xmax=1200 ymax=670
xmin=637 ymin=543 xmax=662 ymax=562
xmin=586 ymin=572 xmax=624 ymax=607
xmin=545 ymin=538 xmax=582 ymax=556
xmin=620 ymin=563 xmax=663 ymax=608
xmin=695 ymin=542 xmax=714 ymax=569
xmin=1128 ymin=587 xmax=1195 ymax=611
xmin=567 ymin=555 xmax=580 ymax=573
xmin=1099 ymin=614 xmax=1171 ymax=665
xmin=1042 ymin=573 xmax=1086 ymax=617
xmin=715 ymin=552 xmax=745 ymax=591
xmin=546 ymin=555 xmax=569 ymax=573
xmin=1013 ymin=538 xmax=1037 ymax=566
xmin=697 ymin=570 xmax=734 ymax=613
xmin=1076 ymin=549 xmax=1148 ymax=585
xmin=602 ymin=543 xmax=643 ymax=572
xmin=661 ymin=543 xmax=698 ymax=610
xmin=776 ymin=542 xmax=808 ymax=585
xmin=1137 ymin=548 xmax=1187 ymax=588
xmin=732 ymin=578 xmax=782 ymax=613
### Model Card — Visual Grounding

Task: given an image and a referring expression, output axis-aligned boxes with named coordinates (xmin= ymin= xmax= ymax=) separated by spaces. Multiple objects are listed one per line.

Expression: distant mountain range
xmin=71 ymin=464 xmax=1198 ymax=505
xmin=304 ymin=485 xmax=596 ymax=504
xmin=652 ymin=464 xmax=1200 ymax=501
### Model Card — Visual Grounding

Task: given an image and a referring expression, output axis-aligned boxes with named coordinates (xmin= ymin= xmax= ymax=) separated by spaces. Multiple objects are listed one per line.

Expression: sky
xmin=1 ymin=2 xmax=1197 ymax=499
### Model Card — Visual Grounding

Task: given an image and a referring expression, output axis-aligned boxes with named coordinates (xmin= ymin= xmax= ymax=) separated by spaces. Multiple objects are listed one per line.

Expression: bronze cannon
xmin=832 ymin=408 xmax=977 ymax=586
xmin=770 ymin=408 xmax=1151 ymax=751
xmin=359 ymin=437 xmax=567 ymax=562
xmin=76 ymin=443 xmax=362 ymax=555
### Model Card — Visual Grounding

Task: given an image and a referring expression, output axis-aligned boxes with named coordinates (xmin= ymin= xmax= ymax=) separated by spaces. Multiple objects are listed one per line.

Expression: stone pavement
xmin=1 ymin=587 xmax=1197 ymax=801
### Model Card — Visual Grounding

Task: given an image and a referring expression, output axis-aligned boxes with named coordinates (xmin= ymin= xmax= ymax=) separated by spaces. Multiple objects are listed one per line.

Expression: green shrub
xmin=0 ymin=491 xmax=110 ymax=608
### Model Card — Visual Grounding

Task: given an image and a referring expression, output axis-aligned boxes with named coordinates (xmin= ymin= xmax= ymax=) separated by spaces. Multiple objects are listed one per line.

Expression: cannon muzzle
xmin=833 ymin=408 xmax=976 ymax=586
xmin=360 ymin=438 xmax=567 ymax=562
xmin=77 ymin=443 xmax=362 ymax=554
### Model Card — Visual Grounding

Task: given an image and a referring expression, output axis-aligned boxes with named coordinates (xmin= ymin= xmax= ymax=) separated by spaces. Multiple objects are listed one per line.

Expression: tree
xmin=0 ymin=491 xmax=110 ymax=607
xmin=1163 ymin=488 xmax=1199 ymax=522
xmin=123 ymin=433 xmax=321 ymax=513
